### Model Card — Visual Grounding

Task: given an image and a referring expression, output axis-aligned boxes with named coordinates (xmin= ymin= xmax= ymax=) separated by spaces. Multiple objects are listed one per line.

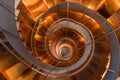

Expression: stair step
xmin=43 ymin=0 xmax=55 ymax=8
xmin=43 ymin=0 xmax=67 ymax=8
xmin=17 ymin=69 xmax=37 ymax=80
xmin=71 ymin=0 xmax=82 ymax=3
xmin=0 ymin=54 xmax=18 ymax=72
xmin=31 ymin=3 xmax=48 ymax=19
xmin=17 ymin=2 xmax=35 ymax=27
xmin=4 ymin=62 xmax=28 ymax=80
xmin=82 ymin=0 xmax=105 ymax=11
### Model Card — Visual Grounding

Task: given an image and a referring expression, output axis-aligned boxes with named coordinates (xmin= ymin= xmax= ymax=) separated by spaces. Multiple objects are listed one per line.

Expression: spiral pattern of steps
xmin=0 ymin=0 xmax=120 ymax=80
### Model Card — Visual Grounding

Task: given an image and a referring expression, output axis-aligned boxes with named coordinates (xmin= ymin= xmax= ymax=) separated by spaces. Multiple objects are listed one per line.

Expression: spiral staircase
xmin=0 ymin=0 xmax=120 ymax=80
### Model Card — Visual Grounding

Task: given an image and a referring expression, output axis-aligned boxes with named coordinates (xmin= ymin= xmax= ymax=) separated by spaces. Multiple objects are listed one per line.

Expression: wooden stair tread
xmin=0 ymin=54 xmax=18 ymax=72
xmin=17 ymin=69 xmax=37 ymax=80
xmin=4 ymin=62 xmax=28 ymax=80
